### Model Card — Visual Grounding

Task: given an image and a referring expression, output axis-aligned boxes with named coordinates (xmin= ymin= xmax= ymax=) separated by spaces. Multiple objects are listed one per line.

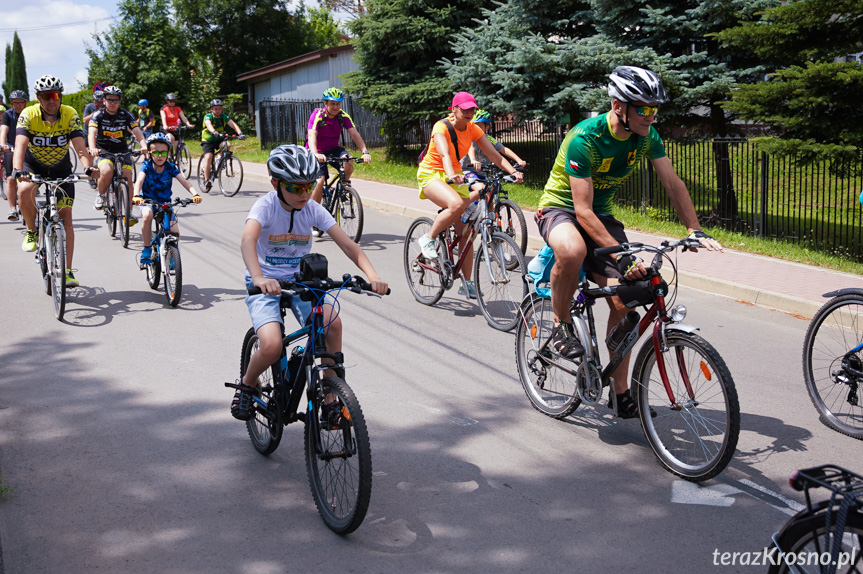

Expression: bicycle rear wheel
xmin=146 ymin=247 xmax=161 ymax=290
xmin=515 ymin=293 xmax=581 ymax=418
xmin=305 ymin=376 xmax=372 ymax=535
xmin=802 ymin=294 xmax=863 ymax=440
xmin=177 ymin=144 xmax=192 ymax=178
xmin=241 ymin=328 xmax=284 ymax=455
xmin=219 ymin=155 xmax=243 ymax=197
xmin=495 ymin=199 xmax=527 ymax=259
xmin=163 ymin=243 xmax=182 ymax=307
xmin=333 ymin=185 xmax=363 ymax=243
xmin=105 ymin=188 xmax=117 ymax=237
xmin=403 ymin=217 xmax=446 ymax=305
xmin=48 ymin=227 xmax=66 ymax=320
xmin=117 ymin=181 xmax=130 ymax=248
xmin=767 ymin=510 xmax=863 ymax=574
xmin=632 ymin=330 xmax=739 ymax=482
xmin=474 ymin=231 xmax=527 ymax=331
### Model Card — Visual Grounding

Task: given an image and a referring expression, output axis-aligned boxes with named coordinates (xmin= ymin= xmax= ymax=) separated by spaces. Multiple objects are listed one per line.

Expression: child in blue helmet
xmin=132 ymin=132 xmax=200 ymax=263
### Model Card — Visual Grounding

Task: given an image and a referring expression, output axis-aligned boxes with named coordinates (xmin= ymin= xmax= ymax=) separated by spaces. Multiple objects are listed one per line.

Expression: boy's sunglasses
xmin=282 ymin=182 xmax=313 ymax=195
xmin=38 ymin=91 xmax=61 ymax=101
xmin=150 ymin=150 xmax=169 ymax=157
xmin=105 ymin=98 xmax=121 ymax=103
xmin=634 ymin=105 xmax=660 ymax=117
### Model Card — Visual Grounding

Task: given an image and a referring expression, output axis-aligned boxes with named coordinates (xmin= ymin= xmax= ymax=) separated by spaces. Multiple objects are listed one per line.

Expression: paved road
xmin=0 ymin=177 xmax=859 ymax=573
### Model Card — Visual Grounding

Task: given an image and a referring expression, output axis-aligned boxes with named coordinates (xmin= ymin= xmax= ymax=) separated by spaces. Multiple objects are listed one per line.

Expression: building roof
xmin=236 ymin=44 xmax=354 ymax=83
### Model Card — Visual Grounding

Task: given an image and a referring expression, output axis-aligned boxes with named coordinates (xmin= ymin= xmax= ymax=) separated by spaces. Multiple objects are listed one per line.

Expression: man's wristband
xmin=84 ymin=166 xmax=95 ymax=176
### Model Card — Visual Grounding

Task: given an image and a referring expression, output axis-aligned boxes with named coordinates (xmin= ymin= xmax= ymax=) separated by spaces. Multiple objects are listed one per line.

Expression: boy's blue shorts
xmin=245 ymin=277 xmax=312 ymax=333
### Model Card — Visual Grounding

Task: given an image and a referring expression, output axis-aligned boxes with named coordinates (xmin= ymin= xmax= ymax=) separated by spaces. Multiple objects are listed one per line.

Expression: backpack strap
xmin=441 ymin=118 xmax=460 ymax=158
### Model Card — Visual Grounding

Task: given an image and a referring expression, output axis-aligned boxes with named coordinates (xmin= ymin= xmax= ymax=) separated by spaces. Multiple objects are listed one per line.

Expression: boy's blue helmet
xmin=138 ymin=99 xmax=148 ymax=106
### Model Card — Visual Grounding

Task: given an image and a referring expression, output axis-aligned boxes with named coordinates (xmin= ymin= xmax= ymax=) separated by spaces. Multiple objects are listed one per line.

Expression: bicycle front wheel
xmin=48 ymin=227 xmax=66 ymax=320
xmin=333 ymin=185 xmax=363 ymax=243
xmin=767 ymin=510 xmax=863 ymax=574
xmin=495 ymin=199 xmax=527 ymax=259
xmin=219 ymin=155 xmax=244 ymax=197
xmin=803 ymin=294 xmax=863 ymax=440
xmin=515 ymin=293 xmax=581 ymax=418
xmin=474 ymin=231 xmax=527 ymax=331
xmin=403 ymin=217 xmax=445 ymax=305
xmin=178 ymin=144 xmax=192 ymax=178
xmin=38 ymin=223 xmax=50 ymax=295
xmin=105 ymin=188 xmax=117 ymax=237
xmin=117 ymin=181 xmax=130 ymax=248
xmin=163 ymin=244 xmax=182 ymax=307
xmin=195 ymin=155 xmax=208 ymax=194
xmin=241 ymin=328 xmax=284 ymax=455
xmin=305 ymin=376 xmax=372 ymax=535
xmin=632 ymin=330 xmax=739 ymax=482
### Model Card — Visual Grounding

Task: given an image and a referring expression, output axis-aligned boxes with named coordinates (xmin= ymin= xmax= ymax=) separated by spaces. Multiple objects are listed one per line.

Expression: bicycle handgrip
xmin=594 ymin=245 xmax=626 ymax=257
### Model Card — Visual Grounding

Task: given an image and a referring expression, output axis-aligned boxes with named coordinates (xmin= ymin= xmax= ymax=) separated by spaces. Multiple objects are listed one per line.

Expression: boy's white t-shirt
xmin=244 ymin=191 xmax=337 ymax=281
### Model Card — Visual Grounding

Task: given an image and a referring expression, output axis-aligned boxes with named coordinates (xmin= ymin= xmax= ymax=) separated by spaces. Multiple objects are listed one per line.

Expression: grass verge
xmin=224 ymin=140 xmax=863 ymax=274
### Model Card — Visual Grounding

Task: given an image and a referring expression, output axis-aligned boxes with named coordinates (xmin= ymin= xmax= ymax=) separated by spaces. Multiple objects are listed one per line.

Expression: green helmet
xmin=472 ymin=109 xmax=492 ymax=123
xmin=322 ymin=87 xmax=345 ymax=102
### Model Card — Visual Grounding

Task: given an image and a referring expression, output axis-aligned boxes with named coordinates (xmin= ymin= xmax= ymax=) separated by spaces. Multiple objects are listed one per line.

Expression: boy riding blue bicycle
xmin=230 ymin=144 xmax=388 ymax=421
xmin=132 ymin=132 xmax=200 ymax=263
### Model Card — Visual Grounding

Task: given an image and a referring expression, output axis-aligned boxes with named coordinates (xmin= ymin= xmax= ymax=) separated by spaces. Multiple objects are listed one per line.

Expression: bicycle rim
xmin=474 ymin=231 xmax=527 ymax=331
xmin=403 ymin=217 xmax=446 ymax=305
xmin=242 ymin=330 xmax=284 ymax=455
xmin=106 ymin=189 xmax=117 ymax=237
xmin=768 ymin=511 xmax=863 ymax=574
xmin=179 ymin=145 xmax=192 ymax=178
xmin=633 ymin=331 xmax=739 ymax=481
xmin=515 ymin=294 xmax=581 ymax=418
xmin=195 ymin=155 xmax=209 ymax=194
xmin=305 ymin=376 xmax=372 ymax=534
xmin=495 ymin=199 xmax=527 ymax=258
xmin=333 ymin=185 xmax=363 ymax=243
xmin=50 ymin=228 xmax=66 ymax=320
xmin=39 ymin=224 xmax=51 ymax=295
xmin=802 ymin=295 xmax=863 ymax=440
xmin=219 ymin=155 xmax=244 ymax=197
xmin=163 ymin=244 xmax=182 ymax=306
xmin=117 ymin=181 xmax=130 ymax=248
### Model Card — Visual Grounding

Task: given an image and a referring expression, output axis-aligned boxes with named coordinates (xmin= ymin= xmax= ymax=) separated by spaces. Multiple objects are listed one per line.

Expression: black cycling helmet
xmin=209 ymin=98 xmax=223 ymax=107
xmin=94 ymin=90 xmax=104 ymax=102
xmin=165 ymin=93 xmax=177 ymax=101
xmin=608 ymin=66 xmax=669 ymax=105
xmin=9 ymin=90 xmax=27 ymax=101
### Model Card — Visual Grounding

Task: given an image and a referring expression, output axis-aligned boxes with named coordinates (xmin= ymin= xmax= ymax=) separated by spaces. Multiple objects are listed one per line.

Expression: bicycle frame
xmin=524 ymin=240 xmax=702 ymax=409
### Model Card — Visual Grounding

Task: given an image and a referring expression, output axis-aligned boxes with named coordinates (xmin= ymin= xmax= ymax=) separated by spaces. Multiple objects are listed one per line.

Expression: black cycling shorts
xmin=316 ymin=146 xmax=348 ymax=179
xmin=22 ymin=158 xmax=75 ymax=209
xmin=535 ymin=207 xmax=629 ymax=280
xmin=201 ymin=140 xmax=225 ymax=155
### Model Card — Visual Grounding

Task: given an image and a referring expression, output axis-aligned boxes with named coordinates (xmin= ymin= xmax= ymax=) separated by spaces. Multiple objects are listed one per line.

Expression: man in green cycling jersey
xmin=200 ymin=99 xmax=245 ymax=192
xmin=535 ymin=66 xmax=722 ymax=418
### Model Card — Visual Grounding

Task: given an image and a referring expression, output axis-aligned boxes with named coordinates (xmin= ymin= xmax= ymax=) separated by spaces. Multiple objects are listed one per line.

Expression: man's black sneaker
xmin=551 ymin=322 xmax=585 ymax=360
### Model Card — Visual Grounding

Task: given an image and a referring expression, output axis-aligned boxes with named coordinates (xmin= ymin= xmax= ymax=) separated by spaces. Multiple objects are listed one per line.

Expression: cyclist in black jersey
xmin=0 ymin=90 xmax=28 ymax=221
xmin=88 ymin=85 xmax=147 ymax=215
xmin=13 ymin=75 xmax=99 ymax=287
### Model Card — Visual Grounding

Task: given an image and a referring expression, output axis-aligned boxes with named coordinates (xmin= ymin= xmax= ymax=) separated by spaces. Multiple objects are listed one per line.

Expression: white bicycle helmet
xmin=146 ymin=132 xmax=171 ymax=149
xmin=33 ymin=75 xmax=64 ymax=94
xmin=267 ymin=145 xmax=318 ymax=184
xmin=608 ymin=66 xmax=669 ymax=104
xmin=102 ymin=85 xmax=123 ymax=98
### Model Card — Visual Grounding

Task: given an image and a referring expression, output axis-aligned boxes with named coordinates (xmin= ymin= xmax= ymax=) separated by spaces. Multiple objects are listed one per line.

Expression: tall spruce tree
xmin=717 ymin=0 xmax=863 ymax=149
xmin=447 ymin=0 xmax=779 ymax=219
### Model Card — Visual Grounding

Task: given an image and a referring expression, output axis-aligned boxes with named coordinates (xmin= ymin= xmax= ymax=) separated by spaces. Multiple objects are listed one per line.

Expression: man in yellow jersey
xmin=13 ymin=75 xmax=99 ymax=287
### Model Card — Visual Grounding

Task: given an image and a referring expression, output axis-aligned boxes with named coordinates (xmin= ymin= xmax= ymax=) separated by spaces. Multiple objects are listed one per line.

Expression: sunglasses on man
xmin=38 ymin=91 xmax=61 ymax=101
xmin=634 ymin=105 xmax=660 ymax=117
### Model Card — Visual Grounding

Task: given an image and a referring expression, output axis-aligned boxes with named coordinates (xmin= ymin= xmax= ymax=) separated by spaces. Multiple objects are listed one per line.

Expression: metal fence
xmin=618 ymin=138 xmax=863 ymax=261
xmin=258 ymin=104 xmax=863 ymax=260
xmin=259 ymin=96 xmax=384 ymax=149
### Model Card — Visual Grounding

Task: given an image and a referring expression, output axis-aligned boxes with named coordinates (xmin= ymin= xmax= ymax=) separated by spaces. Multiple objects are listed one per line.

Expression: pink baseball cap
xmin=449 ymin=91 xmax=478 ymax=110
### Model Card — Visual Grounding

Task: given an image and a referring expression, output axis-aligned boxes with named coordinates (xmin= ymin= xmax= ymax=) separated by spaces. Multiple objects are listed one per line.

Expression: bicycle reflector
xmin=700 ymin=362 xmax=712 ymax=381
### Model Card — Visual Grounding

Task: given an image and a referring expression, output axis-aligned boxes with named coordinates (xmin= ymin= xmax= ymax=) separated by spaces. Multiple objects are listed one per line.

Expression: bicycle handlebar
xmin=593 ymin=237 xmax=703 ymax=259
xmin=97 ymin=150 xmax=141 ymax=160
xmin=138 ymin=197 xmax=196 ymax=209
xmin=28 ymin=174 xmax=82 ymax=185
xmin=247 ymin=274 xmax=390 ymax=299
xmin=326 ymin=155 xmax=364 ymax=165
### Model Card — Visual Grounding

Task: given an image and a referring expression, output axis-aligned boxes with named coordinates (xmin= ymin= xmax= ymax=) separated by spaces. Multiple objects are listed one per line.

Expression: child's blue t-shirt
xmin=140 ymin=159 xmax=180 ymax=202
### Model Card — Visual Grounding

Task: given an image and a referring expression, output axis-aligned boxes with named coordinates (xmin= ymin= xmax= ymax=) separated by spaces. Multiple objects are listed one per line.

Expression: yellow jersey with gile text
xmin=16 ymin=104 xmax=84 ymax=168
